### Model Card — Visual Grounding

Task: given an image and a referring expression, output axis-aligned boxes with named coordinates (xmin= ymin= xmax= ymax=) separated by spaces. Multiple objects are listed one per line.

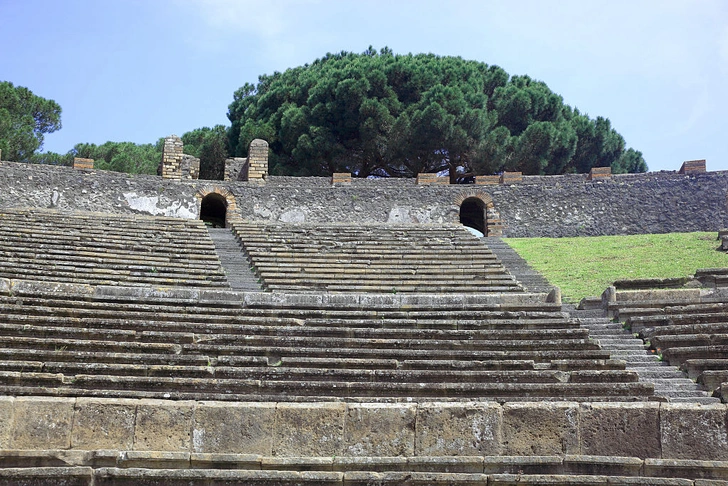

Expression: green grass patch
xmin=503 ymin=232 xmax=728 ymax=303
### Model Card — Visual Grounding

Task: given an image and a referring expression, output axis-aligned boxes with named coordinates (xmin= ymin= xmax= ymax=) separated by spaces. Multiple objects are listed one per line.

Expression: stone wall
xmin=1 ymin=396 xmax=725 ymax=459
xmin=0 ymin=160 xmax=725 ymax=237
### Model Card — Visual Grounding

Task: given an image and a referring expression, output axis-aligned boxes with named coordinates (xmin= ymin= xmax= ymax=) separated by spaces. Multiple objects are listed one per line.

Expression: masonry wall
xmin=1 ymin=396 xmax=726 ymax=460
xmin=0 ymin=160 xmax=725 ymax=237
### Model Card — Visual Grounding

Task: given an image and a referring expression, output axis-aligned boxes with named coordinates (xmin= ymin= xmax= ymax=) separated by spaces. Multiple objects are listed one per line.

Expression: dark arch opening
xmin=200 ymin=193 xmax=227 ymax=228
xmin=459 ymin=197 xmax=486 ymax=236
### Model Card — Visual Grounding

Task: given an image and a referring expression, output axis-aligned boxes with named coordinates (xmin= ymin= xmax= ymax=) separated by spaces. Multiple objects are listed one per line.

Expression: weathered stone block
xmin=415 ymin=402 xmax=502 ymax=456
xmin=661 ymin=403 xmax=728 ymax=460
xmin=71 ymin=398 xmax=136 ymax=450
xmin=680 ymin=159 xmax=707 ymax=174
xmin=73 ymin=157 xmax=94 ymax=170
xmin=503 ymin=402 xmax=579 ymax=455
xmin=274 ymin=402 xmax=346 ymax=456
xmin=344 ymin=403 xmax=416 ymax=456
xmin=332 ymin=173 xmax=352 ymax=185
xmin=580 ymin=402 xmax=660 ymax=458
xmin=500 ymin=171 xmax=522 ymax=183
xmin=0 ymin=397 xmax=13 ymax=449
xmin=588 ymin=166 xmax=612 ymax=181
xmin=0 ymin=466 xmax=93 ymax=485
xmin=475 ymin=175 xmax=500 ymax=185
xmin=134 ymin=399 xmax=194 ymax=452
xmin=12 ymin=397 xmax=75 ymax=449
xmin=192 ymin=402 xmax=275 ymax=454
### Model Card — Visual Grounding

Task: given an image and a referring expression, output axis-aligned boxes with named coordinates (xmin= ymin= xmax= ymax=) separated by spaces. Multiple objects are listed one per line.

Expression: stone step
xmin=207 ymin=228 xmax=261 ymax=292
xmin=0 ymin=374 xmax=654 ymax=400
xmin=0 ymin=453 xmax=724 ymax=484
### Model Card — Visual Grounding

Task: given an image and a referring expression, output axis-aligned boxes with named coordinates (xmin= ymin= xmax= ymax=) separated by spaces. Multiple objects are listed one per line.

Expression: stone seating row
xmin=0 ymin=279 xmax=653 ymax=402
xmin=0 ymin=454 xmax=725 ymax=485
xmin=231 ymin=221 xmax=521 ymax=293
xmin=606 ymin=283 xmax=728 ymax=400
xmin=0 ymin=208 xmax=229 ymax=288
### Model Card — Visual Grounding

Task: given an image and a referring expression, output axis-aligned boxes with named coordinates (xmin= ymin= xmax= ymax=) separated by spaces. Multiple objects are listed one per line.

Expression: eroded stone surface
xmin=134 ymin=399 xmax=194 ymax=452
xmin=192 ymin=402 xmax=274 ymax=455
xmin=343 ymin=403 xmax=416 ymax=457
xmin=415 ymin=402 xmax=502 ymax=456
xmin=661 ymin=403 xmax=728 ymax=460
xmin=11 ymin=397 xmax=75 ymax=449
xmin=502 ymin=402 xmax=579 ymax=455
xmin=274 ymin=402 xmax=346 ymax=456
xmin=71 ymin=398 xmax=136 ymax=450
xmin=580 ymin=402 xmax=661 ymax=459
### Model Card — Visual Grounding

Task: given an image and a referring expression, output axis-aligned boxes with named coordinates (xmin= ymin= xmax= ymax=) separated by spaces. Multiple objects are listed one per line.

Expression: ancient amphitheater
xmin=0 ymin=138 xmax=726 ymax=484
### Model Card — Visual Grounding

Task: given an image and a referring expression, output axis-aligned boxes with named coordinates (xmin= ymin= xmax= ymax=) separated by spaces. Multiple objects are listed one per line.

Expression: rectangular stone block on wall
xmin=500 ymin=171 xmax=522 ymax=183
xmin=73 ymin=158 xmax=94 ymax=170
xmin=679 ymin=159 xmax=707 ymax=174
xmin=475 ymin=175 xmax=500 ymax=185
xmin=416 ymin=173 xmax=449 ymax=185
xmin=415 ymin=402 xmax=502 ymax=456
xmin=331 ymin=173 xmax=352 ymax=185
xmin=588 ymin=166 xmax=612 ymax=180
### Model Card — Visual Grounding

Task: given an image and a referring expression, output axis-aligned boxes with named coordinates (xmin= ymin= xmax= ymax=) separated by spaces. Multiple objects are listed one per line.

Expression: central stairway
xmin=207 ymin=227 xmax=262 ymax=291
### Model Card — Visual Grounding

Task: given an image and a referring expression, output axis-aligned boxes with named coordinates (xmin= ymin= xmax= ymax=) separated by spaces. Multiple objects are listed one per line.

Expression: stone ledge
xmin=0 ymin=397 xmax=725 ymax=460
xmin=0 ymin=454 xmax=724 ymax=481
xmin=0 ymin=277 xmax=551 ymax=308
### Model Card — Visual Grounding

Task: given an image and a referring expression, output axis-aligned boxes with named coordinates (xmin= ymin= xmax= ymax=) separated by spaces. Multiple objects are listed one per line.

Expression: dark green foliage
xmin=0 ymin=81 xmax=62 ymax=161
xmin=71 ymin=140 xmax=163 ymax=174
xmin=181 ymin=125 xmax=229 ymax=180
xmin=227 ymin=48 xmax=646 ymax=177
xmin=28 ymin=151 xmax=73 ymax=166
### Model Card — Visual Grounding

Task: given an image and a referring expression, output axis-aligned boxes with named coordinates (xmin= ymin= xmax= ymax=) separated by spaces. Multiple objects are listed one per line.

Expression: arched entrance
xmin=200 ymin=193 xmax=228 ymax=228
xmin=453 ymin=190 xmax=502 ymax=237
xmin=459 ymin=197 xmax=486 ymax=236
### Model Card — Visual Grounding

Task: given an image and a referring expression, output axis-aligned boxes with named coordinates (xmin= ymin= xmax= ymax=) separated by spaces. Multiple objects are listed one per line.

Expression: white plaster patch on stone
xmin=192 ymin=428 xmax=204 ymax=453
xmin=411 ymin=207 xmax=434 ymax=224
xmin=279 ymin=208 xmax=306 ymax=223
xmin=253 ymin=205 xmax=272 ymax=219
xmin=123 ymin=192 xmax=196 ymax=219
xmin=387 ymin=207 xmax=412 ymax=224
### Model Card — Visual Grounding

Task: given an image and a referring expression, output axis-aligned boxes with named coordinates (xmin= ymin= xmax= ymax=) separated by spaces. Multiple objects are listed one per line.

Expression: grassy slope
xmin=504 ymin=232 xmax=728 ymax=303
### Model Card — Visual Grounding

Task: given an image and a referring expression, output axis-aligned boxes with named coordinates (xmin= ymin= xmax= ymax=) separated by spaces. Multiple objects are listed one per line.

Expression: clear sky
xmin=2 ymin=0 xmax=726 ymax=172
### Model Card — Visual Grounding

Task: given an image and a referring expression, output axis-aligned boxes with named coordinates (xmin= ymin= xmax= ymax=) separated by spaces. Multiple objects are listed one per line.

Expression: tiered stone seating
xmin=0 ymin=279 xmax=652 ymax=401
xmin=231 ymin=221 xmax=521 ymax=293
xmin=608 ymin=282 xmax=728 ymax=398
xmin=0 ymin=208 xmax=228 ymax=288
xmin=0 ymin=452 xmax=725 ymax=485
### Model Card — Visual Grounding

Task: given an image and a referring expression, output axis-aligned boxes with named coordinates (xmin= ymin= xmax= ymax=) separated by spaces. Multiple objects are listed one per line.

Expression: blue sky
xmin=2 ymin=0 xmax=726 ymax=172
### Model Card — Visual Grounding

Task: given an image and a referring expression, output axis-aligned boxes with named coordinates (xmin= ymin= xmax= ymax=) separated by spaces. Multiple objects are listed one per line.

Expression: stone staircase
xmin=0 ymin=208 xmax=228 ymax=288
xmin=231 ymin=221 xmax=521 ymax=293
xmin=569 ymin=307 xmax=718 ymax=403
xmin=0 ymin=280 xmax=653 ymax=402
xmin=483 ymin=237 xmax=553 ymax=293
xmin=207 ymin=227 xmax=262 ymax=291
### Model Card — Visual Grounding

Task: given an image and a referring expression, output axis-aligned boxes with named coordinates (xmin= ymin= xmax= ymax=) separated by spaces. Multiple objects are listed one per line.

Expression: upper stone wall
xmin=0 ymin=160 xmax=725 ymax=237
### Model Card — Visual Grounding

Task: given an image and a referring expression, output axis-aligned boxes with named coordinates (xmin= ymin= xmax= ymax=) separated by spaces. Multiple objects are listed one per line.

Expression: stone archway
xmin=200 ymin=193 xmax=227 ymax=227
xmin=195 ymin=186 xmax=239 ymax=228
xmin=453 ymin=190 xmax=502 ymax=237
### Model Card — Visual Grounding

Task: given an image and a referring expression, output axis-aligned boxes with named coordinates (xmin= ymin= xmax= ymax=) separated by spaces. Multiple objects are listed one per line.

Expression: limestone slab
xmin=11 ymin=397 xmax=75 ymax=449
xmin=192 ymin=401 xmax=274 ymax=454
xmin=503 ymin=402 xmax=579 ymax=455
xmin=579 ymin=402 xmax=660 ymax=459
xmin=273 ymin=402 xmax=346 ymax=456
xmin=415 ymin=402 xmax=502 ymax=456
xmin=71 ymin=398 xmax=137 ymax=450
xmin=344 ymin=403 xmax=416 ymax=456
xmin=0 ymin=397 xmax=13 ymax=449
xmin=661 ymin=403 xmax=728 ymax=460
xmin=133 ymin=399 xmax=194 ymax=452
